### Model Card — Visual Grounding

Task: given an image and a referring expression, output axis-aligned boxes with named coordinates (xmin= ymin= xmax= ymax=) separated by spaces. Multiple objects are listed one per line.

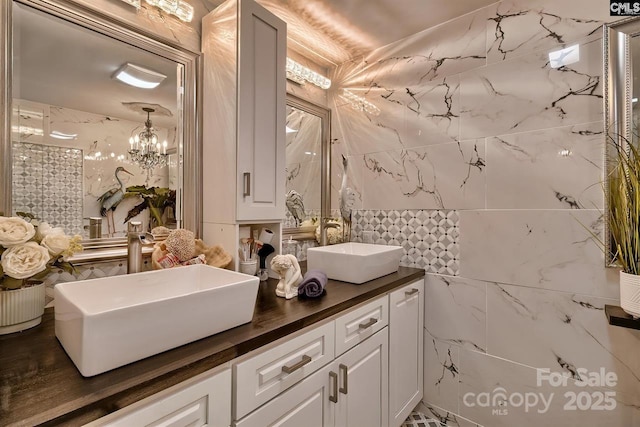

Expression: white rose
xmin=35 ymin=222 xmax=64 ymax=242
xmin=0 ymin=217 xmax=36 ymax=247
xmin=41 ymin=233 xmax=71 ymax=257
xmin=1 ymin=242 xmax=51 ymax=279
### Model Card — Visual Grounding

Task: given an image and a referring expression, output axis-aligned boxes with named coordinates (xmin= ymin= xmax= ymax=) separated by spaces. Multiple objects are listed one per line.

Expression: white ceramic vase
xmin=0 ymin=282 xmax=46 ymax=335
xmin=620 ymin=271 xmax=640 ymax=318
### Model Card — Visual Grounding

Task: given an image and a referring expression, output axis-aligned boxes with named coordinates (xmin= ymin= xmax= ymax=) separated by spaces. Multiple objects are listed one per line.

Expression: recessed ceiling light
xmin=113 ymin=63 xmax=166 ymax=89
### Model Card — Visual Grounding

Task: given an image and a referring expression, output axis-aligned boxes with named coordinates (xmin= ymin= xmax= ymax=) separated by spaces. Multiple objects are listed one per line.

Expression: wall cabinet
xmin=202 ymin=0 xmax=286 ymax=272
xmin=389 ymin=279 xmax=424 ymax=427
xmin=202 ymin=0 xmax=286 ymax=224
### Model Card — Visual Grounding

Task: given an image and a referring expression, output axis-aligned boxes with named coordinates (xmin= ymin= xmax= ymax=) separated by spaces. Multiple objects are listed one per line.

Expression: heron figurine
xmin=98 ymin=166 xmax=133 ymax=237
xmin=286 ymin=190 xmax=305 ymax=227
xmin=339 ymin=155 xmax=356 ymax=241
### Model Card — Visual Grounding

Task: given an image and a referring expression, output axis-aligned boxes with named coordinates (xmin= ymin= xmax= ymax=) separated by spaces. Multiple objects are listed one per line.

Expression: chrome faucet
xmin=127 ymin=221 xmax=155 ymax=274
xmin=319 ymin=219 xmax=340 ymax=246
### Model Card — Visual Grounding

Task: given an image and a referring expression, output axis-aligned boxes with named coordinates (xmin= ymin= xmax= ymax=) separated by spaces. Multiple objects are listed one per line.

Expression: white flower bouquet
xmin=0 ymin=215 xmax=82 ymax=290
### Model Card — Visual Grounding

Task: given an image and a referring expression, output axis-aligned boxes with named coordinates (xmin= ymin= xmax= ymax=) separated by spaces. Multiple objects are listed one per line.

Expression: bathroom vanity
xmin=0 ymin=267 xmax=424 ymax=427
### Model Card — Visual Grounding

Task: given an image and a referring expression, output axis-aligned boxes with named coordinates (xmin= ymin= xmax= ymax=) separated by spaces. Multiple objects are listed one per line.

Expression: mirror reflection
xmin=284 ymin=104 xmax=322 ymax=227
xmin=10 ymin=2 xmax=182 ymax=239
xmin=283 ymin=94 xmax=330 ymax=259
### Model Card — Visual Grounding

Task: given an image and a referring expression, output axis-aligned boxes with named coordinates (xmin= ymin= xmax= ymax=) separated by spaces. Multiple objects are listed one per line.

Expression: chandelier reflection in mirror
xmin=128 ymin=107 xmax=168 ymax=174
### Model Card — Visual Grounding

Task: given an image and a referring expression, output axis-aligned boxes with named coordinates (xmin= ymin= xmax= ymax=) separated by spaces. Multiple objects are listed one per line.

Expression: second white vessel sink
xmin=55 ymin=264 xmax=259 ymax=377
xmin=307 ymin=242 xmax=403 ymax=284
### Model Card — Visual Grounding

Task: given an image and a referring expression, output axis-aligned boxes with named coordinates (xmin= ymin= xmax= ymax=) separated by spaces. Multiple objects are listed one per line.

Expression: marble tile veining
xmin=425 ymin=274 xmax=487 ymax=352
xmin=424 ymin=331 xmax=460 ymax=414
xmin=486 ymin=122 xmax=603 ymax=209
xmin=361 ymin=139 xmax=485 ymax=210
xmin=460 ymin=37 xmax=603 ymax=140
xmin=486 ymin=283 xmax=640 ymax=401
xmin=459 ymin=210 xmax=618 ymax=299
xmin=486 ymin=0 xmax=615 ymax=64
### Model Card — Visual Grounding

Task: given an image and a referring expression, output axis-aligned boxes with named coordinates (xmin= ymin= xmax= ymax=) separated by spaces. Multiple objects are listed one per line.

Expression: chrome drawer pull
xmin=358 ymin=317 xmax=378 ymax=330
xmin=329 ymin=371 xmax=338 ymax=403
xmin=339 ymin=364 xmax=348 ymax=395
xmin=243 ymin=172 xmax=251 ymax=196
xmin=405 ymin=288 xmax=419 ymax=297
xmin=281 ymin=354 xmax=312 ymax=374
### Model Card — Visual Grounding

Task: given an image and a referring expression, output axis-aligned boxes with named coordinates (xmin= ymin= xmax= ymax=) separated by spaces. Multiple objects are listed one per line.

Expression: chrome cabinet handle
xmin=405 ymin=288 xmax=419 ymax=297
xmin=358 ymin=317 xmax=378 ymax=330
xmin=281 ymin=355 xmax=312 ymax=374
xmin=243 ymin=172 xmax=251 ymax=196
xmin=329 ymin=371 xmax=338 ymax=403
xmin=339 ymin=364 xmax=348 ymax=395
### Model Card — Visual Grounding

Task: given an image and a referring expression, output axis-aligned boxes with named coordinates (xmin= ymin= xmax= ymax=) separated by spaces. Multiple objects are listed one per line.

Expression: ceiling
xmin=13 ymin=0 xmax=498 ymax=127
xmin=13 ymin=2 xmax=179 ymax=129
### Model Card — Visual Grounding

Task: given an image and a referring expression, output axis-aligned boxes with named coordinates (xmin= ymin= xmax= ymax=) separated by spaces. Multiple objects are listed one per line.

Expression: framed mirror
xmin=0 ymin=0 xmax=201 ymax=260
xmin=604 ymin=17 xmax=640 ymax=266
xmin=283 ymin=93 xmax=330 ymax=250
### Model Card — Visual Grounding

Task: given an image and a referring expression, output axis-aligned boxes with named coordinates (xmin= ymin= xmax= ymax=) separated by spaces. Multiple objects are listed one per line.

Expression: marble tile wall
xmin=329 ymin=0 xmax=639 ymax=425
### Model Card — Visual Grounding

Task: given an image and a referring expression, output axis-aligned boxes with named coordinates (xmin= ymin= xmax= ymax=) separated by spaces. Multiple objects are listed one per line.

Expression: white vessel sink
xmin=54 ymin=264 xmax=259 ymax=377
xmin=306 ymin=242 xmax=403 ymax=284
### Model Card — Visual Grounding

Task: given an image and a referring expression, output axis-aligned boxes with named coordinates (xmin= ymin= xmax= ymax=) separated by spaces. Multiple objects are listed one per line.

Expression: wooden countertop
xmin=0 ymin=267 xmax=424 ymax=427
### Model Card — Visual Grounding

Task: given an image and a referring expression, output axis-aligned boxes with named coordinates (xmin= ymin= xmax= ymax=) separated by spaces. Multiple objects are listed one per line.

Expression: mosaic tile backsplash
xmin=12 ymin=142 xmax=84 ymax=235
xmin=351 ymin=209 xmax=459 ymax=276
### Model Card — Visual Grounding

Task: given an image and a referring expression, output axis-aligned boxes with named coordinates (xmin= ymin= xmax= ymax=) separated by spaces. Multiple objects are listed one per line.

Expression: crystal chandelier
xmin=128 ymin=108 xmax=168 ymax=171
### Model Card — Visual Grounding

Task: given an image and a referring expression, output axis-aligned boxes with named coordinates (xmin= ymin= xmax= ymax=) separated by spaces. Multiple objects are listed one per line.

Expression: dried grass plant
xmin=608 ymin=136 xmax=640 ymax=275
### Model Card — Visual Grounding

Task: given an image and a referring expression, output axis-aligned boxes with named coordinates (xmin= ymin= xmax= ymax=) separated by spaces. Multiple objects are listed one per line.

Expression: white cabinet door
xmin=236 ymin=0 xmax=286 ymax=221
xmin=85 ymin=368 xmax=231 ymax=427
xmin=388 ymin=279 xmax=424 ymax=427
xmin=234 ymin=363 xmax=336 ymax=427
xmin=334 ymin=328 xmax=388 ymax=427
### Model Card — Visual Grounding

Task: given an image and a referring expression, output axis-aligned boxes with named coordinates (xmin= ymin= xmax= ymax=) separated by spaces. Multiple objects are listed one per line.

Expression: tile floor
xmin=402 ymin=411 xmax=442 ymax=427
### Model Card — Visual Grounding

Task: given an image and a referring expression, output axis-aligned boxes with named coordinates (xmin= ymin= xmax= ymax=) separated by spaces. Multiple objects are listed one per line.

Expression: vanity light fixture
xmin=50 ymin=131 xmax=78 ymax=140
xmin=128 ymin=107 xmax=168 ymax=171
xmin=341 ymin=89 xmax=381 ymax=116
xmin=286 ymin=58 xmax=331 ymax=90
xmin=118 ymin=0 xmax=194 ymax=22
xmin=114 ymin=63 xmax=167 ymax=89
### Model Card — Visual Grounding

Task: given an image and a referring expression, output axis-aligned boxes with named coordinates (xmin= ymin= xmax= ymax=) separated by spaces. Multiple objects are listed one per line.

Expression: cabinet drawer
xmin=85 ymin=368 xmax=231 ymax=427
xmin=234 ymin=321 xmax=335 ymax=419
xmin=335 ymin=295 xmax=388 ymax=356
xmin=234 ymin=363 xmax=335 ymax=427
